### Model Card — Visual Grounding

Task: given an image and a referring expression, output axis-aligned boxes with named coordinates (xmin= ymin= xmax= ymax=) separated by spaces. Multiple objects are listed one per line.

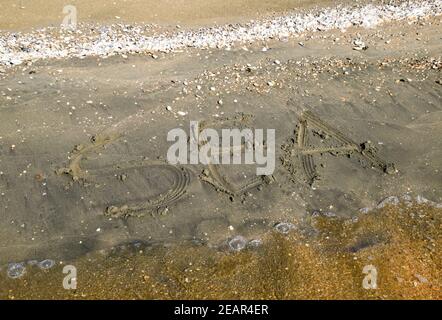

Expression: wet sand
xmin=0 ymin=0 xmax=441 ymax=299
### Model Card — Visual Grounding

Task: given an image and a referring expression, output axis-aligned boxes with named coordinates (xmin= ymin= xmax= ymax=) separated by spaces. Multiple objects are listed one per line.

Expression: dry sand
xmin=0 ymin=0 xmax=338 ymax=30
xmin=0 ymin=0 xmax=441 ymax=299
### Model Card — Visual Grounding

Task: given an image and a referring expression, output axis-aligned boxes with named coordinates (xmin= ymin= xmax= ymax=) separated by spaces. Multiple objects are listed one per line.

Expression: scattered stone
xmin=7 ymin=263 xmax=26 ymax=279
xmin=353 ymin=38 xmax=368 ymax=51
xmin=228 ymin=235 xmax=247 ymax=251
xmin=159 ymin=206 xmax=169 ymax=215
xmin=323 ymin=211 xmax=337 ymax=218
xmin=247 ymin=239 xmax=263 ymax=248
xmin=38 ymin=259 xmax=55 ymax=270
xmin=274 ymin=222 xmax=295 ymax=234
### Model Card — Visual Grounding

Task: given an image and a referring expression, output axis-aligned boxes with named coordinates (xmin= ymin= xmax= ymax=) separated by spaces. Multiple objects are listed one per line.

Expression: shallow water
xmin=0 ymin=204 xmax=440 ymax=299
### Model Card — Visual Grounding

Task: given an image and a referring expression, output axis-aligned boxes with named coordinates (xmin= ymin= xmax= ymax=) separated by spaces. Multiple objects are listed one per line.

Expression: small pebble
xmin=228 ymin=236 xmax=247 ymax=251
xmin=38 ymin=259 xmax=55 ymax=270
xmin=274 ymin=222 xmax=295 ymax=234
xmin=7 ymin=263 xmax=26 ymax=279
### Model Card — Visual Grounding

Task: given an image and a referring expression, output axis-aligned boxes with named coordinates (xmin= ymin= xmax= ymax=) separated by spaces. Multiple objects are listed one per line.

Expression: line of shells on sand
xmin=1 ymin=0 xmax=441 ymax=68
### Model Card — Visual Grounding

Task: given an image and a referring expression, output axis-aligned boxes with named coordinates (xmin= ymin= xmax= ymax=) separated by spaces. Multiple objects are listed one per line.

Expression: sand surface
xmin=0 ymin=0 xmax=441 ymax=299
xmin=0 ymin=0 xmax=338 ymax=30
